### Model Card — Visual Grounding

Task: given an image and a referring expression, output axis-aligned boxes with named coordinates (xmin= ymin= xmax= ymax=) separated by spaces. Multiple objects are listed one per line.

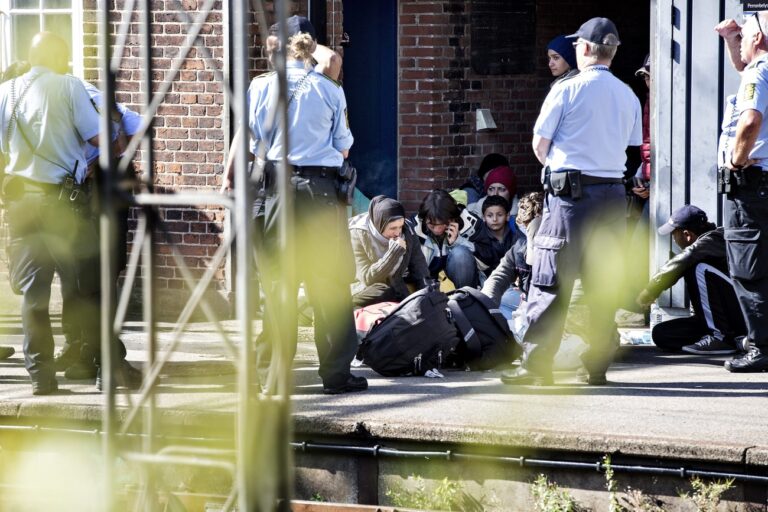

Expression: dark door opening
xmin=341 ymin=0 xmax=398 ymax=200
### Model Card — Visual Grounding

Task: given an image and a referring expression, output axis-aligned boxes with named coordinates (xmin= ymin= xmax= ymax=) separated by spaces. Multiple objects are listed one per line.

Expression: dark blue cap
xmin=285 ymin=15 xmax=316 ymax=40
xmin=658 ymin=205 xmax=709 ymax=235
xmin=567 ymin=17 xmax=621 ymax=46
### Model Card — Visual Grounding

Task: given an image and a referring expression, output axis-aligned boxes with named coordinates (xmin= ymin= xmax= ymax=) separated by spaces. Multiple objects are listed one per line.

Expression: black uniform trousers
xmin=521 ymin=183 xmax=626 ymax=375
xmin=59 ymin=184 xmax=131 ymax=365
xmin=5 ymin=184 xmax=93 ymax=383
xmin=259 ymin=169 xmax=358 ymax=387
xmin=724 ymin=173 xmax=768 ymax=348
xmin=652 ymin=263 xmax=747 ymax=351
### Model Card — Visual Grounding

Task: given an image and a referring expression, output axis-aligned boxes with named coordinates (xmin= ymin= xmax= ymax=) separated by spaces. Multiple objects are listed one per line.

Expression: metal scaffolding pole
xmin=97 ymin=1 xmax=294 ymax=510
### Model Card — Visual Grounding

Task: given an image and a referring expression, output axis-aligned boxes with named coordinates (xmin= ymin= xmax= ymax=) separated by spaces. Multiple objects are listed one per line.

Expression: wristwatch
xmin=730 ymin=156 xmax=745 ymax=170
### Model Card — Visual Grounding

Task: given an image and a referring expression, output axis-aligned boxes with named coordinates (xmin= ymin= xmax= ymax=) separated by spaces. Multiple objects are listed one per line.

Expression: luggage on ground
xmin=359 ymin=285 xmax=460 ymax=376
xmin=446 ymin=286 xmax=521 ymax=370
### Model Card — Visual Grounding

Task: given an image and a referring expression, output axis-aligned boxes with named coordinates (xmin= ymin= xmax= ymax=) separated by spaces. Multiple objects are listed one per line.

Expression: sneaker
xmin=681 ymin=335 xmax=738 ymax=355
xmin=500 ymin=367 xmax=553 ymax=386
xmin=0 ymin=346 xmax=15 ymax=360
xmin=725 ymin=346 xmax=768 ymax=373
xmin=64 ymin=361 xmax=98 ymax=380
xmin=323 ymin=375 xmax=368 ymax=395
xmin=96 ymin=362 xmax=142 ymax=391
xmin=54 ymin=343 xmax=82 ymax=372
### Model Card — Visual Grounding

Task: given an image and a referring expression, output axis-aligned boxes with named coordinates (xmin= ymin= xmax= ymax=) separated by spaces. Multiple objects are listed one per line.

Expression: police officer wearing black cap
xmin=714 ymin=11 xmax=768 ymax=372
xmin=501 ymin=17 xmax=642 ymax=386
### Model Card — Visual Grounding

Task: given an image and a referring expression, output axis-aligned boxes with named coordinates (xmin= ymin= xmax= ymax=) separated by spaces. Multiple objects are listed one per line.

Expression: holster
xmin=717 ymin=166 xmax=734 ymax=195
xmin=542 ymin=167 xmax=582 ymax=200
xmin=336 ymin=160 xmax=357 ymax=206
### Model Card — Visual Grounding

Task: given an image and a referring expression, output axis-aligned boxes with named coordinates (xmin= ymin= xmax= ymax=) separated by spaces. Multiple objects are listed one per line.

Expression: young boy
xmin=474 ymin=195 xmax=522 ymax=278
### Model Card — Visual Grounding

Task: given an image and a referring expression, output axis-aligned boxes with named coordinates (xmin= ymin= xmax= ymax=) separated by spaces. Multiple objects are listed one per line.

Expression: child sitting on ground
xmin=473 ymin=195 xmax=522 ymax=279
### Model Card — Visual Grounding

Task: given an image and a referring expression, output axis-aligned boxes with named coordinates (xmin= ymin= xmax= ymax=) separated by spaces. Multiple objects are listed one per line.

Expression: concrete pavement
xmin=0 ymin=291 xmax=767 ymax=468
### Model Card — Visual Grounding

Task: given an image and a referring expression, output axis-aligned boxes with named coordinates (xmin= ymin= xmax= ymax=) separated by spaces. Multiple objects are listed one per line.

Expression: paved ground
xmin=1 ymin=289 xmax=767 ymax=465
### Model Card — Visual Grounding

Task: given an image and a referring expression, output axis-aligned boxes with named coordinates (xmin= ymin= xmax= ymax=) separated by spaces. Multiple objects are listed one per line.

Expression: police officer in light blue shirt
xmin=501 ymin=17 xmax=642 ymax=387
xmin=242 ymin=16 xmax=366 ymax=395
xmin=0 ymin=32 xmax=100 ymax=395
xmin=714 ymin=12 xmax=768 ymax=372
xmin=53 ymin=80 xmax=143 ymax=384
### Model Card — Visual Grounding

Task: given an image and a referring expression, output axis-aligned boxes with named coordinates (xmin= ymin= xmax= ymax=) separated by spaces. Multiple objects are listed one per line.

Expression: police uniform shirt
xmin=730 ymin=54 xmax=768 ymax=170
xmin=82 ymin=80 xmax=142 ymax=171
xmin=247 ymin=60 xmax=354 ymax=167
xmin=533 ymin=65 xmax=643 ymax=178
xmin=0 ymin=66 xmax=100 ymax=185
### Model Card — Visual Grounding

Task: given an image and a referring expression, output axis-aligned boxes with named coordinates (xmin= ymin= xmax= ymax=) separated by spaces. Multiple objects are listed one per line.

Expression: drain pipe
xmin=290 ymin=441 xmax=768 ymax=485
xmin=1 ymin=425 xmax=765 ymax=484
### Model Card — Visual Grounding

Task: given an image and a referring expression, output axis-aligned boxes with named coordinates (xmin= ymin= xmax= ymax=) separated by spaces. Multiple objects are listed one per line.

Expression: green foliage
xmin=310 ymin=492 xmax=326 ymax=502
xmin=679 ymin=476 xmax=734 ymax=512
xmin=530 ymin=474 xmax=587 ymax=512
xmin=603 ymin=455 xmax=621 ymax=512
xmin=385 ymin=475 xmax=489 ymax=512
xmin=617 ymin=487 xmax=666 ymax=512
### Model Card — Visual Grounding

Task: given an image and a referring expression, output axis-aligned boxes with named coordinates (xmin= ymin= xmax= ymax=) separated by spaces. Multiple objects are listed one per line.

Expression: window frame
xmin=0 ymin=0 xmax=83 ymax=76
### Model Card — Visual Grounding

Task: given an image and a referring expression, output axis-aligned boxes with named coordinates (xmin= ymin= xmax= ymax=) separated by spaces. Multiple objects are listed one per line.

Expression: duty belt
xmin=265 ymin=162 xmax=339 ymax=178
xmin=580 ymin=175 xmax=624 ymax=185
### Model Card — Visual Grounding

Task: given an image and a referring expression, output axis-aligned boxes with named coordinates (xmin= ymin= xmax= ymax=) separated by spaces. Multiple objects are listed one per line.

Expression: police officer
xmin=714 ymin=12 xmax=768 ymax=372
xmin=501 ymin=17 xmax=642 ymax=386
xmin=235 ymin=16 xmax=366 ymax=394
xmin=0 ymin=32 xmax=100 ymax=395
xmin=54 ymin=80 xmax=143 ymax=387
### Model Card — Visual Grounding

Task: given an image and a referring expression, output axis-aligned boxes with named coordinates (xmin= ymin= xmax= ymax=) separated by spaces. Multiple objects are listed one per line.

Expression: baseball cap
xmin=268 ymin=15 xmax=317 ymax=40
xmin=567 ymin=17 xmax=621 ymax=46
xmin=658 ymin=205 xmax=709 ymax=235
xmin=635 ymin=54 xmax=650 ymax=77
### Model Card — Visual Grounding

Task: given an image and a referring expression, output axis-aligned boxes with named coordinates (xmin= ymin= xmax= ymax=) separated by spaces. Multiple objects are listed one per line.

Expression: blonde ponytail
xmin=288 ymin=33 xmax=315 ymax=69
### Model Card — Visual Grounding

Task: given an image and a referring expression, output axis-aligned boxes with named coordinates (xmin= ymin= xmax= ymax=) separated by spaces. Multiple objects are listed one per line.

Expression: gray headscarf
xmin=367 ymin=195 xmax=406 ymax=271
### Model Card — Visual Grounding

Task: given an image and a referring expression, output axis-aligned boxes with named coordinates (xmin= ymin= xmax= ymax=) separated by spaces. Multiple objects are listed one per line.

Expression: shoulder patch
xmin=319 ymin=73 xmax=341 ymax=87
xmin=744 ymin=83 xmax=756 ymax=101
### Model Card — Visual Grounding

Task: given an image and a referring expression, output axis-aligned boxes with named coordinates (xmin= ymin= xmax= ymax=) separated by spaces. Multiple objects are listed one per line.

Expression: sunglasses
xmin=754 ymin=12 xmax=766 ymax=38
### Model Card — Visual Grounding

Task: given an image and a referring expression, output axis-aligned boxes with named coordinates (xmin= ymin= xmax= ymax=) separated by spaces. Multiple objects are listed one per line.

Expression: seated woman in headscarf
xmin=348 ymin=195 xmax=431 ymax=308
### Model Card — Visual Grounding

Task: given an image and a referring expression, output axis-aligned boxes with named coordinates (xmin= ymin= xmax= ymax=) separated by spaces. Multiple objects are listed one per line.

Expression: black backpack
xmin=446 ymin=287 xmax=521 ymax=370
xmin=359 ymin=285 xmax=461 ymax=376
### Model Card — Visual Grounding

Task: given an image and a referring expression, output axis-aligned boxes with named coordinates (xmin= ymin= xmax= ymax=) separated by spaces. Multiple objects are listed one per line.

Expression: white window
xmin=0 ymin=0 xmax=83 ymax=76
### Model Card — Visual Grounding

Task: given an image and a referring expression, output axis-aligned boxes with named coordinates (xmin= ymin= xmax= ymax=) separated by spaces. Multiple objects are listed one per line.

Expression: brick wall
xmin=397 ymin=0 xmax=650 ymax=213
xmin=70 ymin=0 xmax=647 ymax=303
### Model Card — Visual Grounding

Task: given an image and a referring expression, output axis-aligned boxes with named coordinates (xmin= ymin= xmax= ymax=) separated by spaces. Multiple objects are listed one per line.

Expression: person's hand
xmin=395 ymin=237 xmax=407 ymax=250
xmin=446 ymin=221 xmax=460 ymax=245
xmin=220 ymin=176 xmax=233 ymax=195
xmin=632 ymin=186 xmax=650 ymax=199
xmin=714 ymin=19 xmax=741 ymax=42
xmin=636 ymin=289 xmax=654 ymax=308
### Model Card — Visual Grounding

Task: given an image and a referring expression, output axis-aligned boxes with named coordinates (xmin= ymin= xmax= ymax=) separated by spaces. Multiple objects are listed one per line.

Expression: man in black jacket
xmin=637 ymin=205 xmax=747 ymax=354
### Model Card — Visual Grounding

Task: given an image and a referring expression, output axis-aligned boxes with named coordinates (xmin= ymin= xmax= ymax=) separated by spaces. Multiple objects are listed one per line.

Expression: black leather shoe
xmin=323 ymin=375 xmax=368 ymax=395
xmin=576 ymin=367 xmax=607 ymax=385
xmin=64 ymin=361 xmax=98 ymax=380
xmin=96 ymin=362 xmax=142 ymax=391
xmin=724 ymin=346 xmax=768 ymax=373
xmin=0 ymin=346 xmax=15 ymax=360
xmin=54 ymin=343 xmax=82 ymax=372
xmin=32 ymin=376 xmax=59 ymax=396
xmin=500 ymin=367 xmax=553 ymax=386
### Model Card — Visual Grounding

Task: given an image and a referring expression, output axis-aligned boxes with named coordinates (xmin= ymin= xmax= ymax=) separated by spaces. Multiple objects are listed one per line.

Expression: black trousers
xmin=352 ymin=283 xmax=401 ymax=308
xmin=59 ymin=208 xmax=129 ymax=365
xmin=652 ymin=263 xmax=747 ymax=351
xmin=259 ymin=172 xmax=358 ymax=387
xmin=6 ymin=191 xmax=87 ymax=382
xmin=724 ymin=182 xmax=768 ymax=348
